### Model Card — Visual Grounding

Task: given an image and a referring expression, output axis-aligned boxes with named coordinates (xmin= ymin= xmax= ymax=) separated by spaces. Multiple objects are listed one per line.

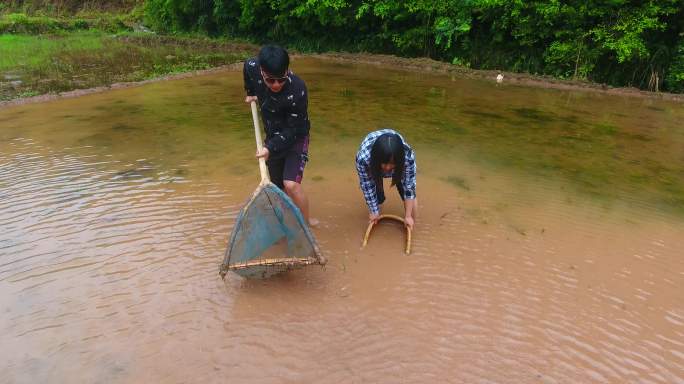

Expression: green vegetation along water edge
xmin=1 ymin=0 xmax=683 ymax=103
xmin=0 ymin=30 xmax=253 ymax=102
xmin=142 ymin=0 xmax=684 ymax=93
xmin=0 ymin=6 xmax=254 ymax=102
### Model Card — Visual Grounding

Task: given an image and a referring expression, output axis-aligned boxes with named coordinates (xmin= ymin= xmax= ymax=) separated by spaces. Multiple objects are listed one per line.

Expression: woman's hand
xmin=403 ymin=198 xmax=417 ymax=230
xmin=245 ymin=95 xmax=258 ymax=103
xmin=369 ymin=212 xmax=380 ymax=225
xmin=404 ymin=216 xmax=414 ymax=231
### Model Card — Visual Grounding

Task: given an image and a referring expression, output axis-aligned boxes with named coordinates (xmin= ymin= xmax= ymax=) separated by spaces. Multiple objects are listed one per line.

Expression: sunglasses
xmin=261 ymin=69 xmax=288 ymax=85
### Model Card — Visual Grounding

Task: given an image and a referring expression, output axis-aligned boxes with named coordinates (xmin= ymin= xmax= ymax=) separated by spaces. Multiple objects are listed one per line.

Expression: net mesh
xmin=220 ymin=182 xmax=324 ymax=279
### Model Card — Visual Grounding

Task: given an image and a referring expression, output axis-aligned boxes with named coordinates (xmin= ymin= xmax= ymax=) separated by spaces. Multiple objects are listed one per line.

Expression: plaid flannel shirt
xmin=355 ymin=129 xmax=417 ymax=215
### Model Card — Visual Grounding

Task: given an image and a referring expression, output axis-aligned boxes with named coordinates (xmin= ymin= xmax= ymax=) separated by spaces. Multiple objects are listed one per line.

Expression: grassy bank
xmin=0 ymin=31 xmax=253 ymax=101
xmin=0 ymin=11 xmax=134 ymax=34
xmin=2 ymin=8 xmax=682 ymax=104
xmin=0 ymin=11 xmax=254 ymax=102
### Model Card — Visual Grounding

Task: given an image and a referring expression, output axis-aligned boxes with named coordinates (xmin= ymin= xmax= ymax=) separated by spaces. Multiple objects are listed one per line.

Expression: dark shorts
xmin=377 ymin=180 xmax=405 ymax=205
xmin=266 ymin=135 xmax=309 ymax=189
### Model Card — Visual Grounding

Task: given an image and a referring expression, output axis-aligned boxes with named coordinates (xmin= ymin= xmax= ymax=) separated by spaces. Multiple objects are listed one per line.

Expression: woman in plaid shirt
xmin=355 ymin=129 xmax=417 ymax=230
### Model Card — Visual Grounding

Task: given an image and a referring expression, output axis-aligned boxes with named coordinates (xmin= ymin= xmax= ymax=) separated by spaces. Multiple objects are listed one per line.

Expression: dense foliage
xmin=142 ymin=0 xmax=684 ymax=92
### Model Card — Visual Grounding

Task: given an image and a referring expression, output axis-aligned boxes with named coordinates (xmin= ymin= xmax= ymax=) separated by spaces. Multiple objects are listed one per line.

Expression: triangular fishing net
xmin=220 ymin=183 xmax=325 ymax=279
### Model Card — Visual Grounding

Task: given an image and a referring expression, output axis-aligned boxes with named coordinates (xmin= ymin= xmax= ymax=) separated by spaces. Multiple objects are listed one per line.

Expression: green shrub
xmin=665 ymin=40 xmax=684 ymax=93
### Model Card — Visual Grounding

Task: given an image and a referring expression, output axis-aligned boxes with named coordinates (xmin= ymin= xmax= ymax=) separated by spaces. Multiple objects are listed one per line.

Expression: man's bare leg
xmin=284 ymin=180 xmax=318 ymax=226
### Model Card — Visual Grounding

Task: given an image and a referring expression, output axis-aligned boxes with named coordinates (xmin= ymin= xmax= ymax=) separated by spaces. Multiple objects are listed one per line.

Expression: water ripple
xmin=2 ymin=66 xmax=683 ymax=383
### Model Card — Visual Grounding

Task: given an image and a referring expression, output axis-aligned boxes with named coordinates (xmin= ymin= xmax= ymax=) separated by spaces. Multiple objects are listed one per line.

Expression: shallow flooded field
xmin=1 ymin=57 xmax=683 ymax=383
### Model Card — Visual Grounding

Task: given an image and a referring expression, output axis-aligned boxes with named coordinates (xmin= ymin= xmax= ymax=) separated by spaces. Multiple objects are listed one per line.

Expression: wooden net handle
xmin=361 ymin=214 xmax=412 ymax=254
xmin=250 ymin=101 xmax=270 ymax=183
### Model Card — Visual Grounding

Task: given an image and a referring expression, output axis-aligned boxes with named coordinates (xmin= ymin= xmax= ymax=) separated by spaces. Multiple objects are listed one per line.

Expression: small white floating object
xmin=496 ymin=73 xmax=504 ymax=83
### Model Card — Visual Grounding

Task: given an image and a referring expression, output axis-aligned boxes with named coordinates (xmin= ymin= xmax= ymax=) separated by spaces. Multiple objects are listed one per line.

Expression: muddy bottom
xmin=0 ymin=57 xmax=682 ymax=383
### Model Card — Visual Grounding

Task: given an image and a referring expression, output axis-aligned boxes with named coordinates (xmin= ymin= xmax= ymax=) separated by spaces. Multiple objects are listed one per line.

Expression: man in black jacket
xmin=243 ymin=45 xmax=314 ymax=225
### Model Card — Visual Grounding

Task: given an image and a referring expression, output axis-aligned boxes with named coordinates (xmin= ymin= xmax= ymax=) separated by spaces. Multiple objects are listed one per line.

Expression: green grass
xmin=0 ymin=32 xmax=103 ymax=70
xmin=0 ymin=31 xmax=253 ymax=101
xmin=0 ymin=12 xmax=255 ymax=101
xmin=0 ymin=12 xmax=132 ymax=34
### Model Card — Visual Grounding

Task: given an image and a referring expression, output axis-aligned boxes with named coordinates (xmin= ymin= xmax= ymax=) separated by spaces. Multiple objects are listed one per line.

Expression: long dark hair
xmin=370 ymin=133 xmax=405 ymax=192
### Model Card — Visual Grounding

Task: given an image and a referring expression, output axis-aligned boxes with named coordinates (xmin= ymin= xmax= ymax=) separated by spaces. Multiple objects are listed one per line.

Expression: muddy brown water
xmin=1 ymin=57 xmax=683 ymax=383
